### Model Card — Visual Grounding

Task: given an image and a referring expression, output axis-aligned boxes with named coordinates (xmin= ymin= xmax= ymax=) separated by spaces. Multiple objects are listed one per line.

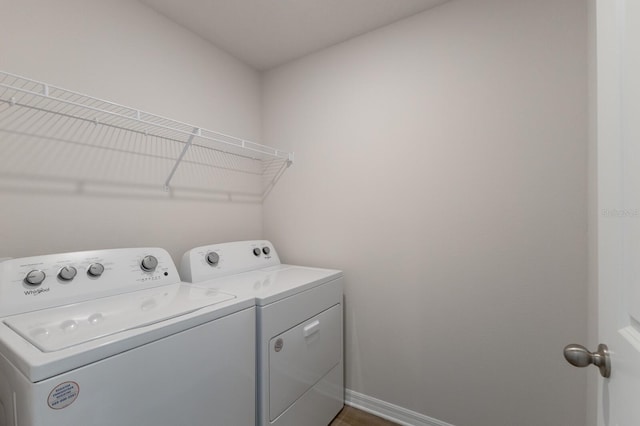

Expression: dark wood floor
xmin=330 ymin=406 xmax=398 ymax=426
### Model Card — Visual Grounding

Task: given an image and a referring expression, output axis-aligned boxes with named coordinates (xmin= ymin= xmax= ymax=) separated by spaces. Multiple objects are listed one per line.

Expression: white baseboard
xmin=344 ymin=389 xmax=455 ymax=426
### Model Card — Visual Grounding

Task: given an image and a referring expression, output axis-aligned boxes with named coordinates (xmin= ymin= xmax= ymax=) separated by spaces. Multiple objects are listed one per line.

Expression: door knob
xmin=563 ymin=343 xmax=611 ymax=378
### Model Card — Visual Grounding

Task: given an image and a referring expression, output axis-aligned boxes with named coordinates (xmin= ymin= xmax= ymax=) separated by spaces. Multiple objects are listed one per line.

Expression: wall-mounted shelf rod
xmin=0 ymin=80 xmax=290 ymax=162
xmin=164 ymin=127 xmax=200 ymax=190
xmin=0 ymin=71 xmax=294 ymax=187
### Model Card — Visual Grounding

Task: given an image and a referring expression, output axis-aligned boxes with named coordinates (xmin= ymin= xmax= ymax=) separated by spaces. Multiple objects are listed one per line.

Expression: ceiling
xmin=141 ymin=0 xmax=449 ymax=70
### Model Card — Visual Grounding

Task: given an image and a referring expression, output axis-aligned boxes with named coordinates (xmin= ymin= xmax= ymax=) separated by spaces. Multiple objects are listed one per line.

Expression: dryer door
xmin=269 ymin=304 xmax=342 ymax=421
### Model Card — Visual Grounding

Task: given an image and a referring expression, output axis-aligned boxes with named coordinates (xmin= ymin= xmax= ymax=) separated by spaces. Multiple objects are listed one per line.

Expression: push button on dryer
xmin=206 ymin=252 xmax=219 ymax=266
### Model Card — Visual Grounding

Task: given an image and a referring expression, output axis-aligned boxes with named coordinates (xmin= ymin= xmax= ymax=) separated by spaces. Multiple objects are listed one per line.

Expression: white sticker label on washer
xmin=47 ymin=381 xmax=79 ymax=410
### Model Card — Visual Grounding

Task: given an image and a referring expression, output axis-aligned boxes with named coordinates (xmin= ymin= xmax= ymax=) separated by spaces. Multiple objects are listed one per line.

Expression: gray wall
xmin=0 ymin=0 xmax=263 ymax=261
xmin=262 ymin=0 xmax=589 ymax=425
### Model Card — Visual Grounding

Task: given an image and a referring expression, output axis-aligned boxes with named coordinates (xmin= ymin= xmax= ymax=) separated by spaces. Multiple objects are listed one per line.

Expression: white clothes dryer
xmin=0 ymin=248 xmax=256 ymax=426
xmin=181 ymin=240 xmax=344 ymax=426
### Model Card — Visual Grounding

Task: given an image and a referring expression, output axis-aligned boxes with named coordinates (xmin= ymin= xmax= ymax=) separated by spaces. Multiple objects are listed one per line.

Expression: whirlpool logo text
xmin=24 ymin=287 xmax=50 ymax=296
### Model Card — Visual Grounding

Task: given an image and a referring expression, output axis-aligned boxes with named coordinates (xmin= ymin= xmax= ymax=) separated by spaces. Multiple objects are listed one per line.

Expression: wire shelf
xmin=0 ymin=70 xmax=293 ymax=201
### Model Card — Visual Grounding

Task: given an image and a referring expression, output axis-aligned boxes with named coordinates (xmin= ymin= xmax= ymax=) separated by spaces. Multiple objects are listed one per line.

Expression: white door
xmin=596 ymin=0 xmax=640 ymax=425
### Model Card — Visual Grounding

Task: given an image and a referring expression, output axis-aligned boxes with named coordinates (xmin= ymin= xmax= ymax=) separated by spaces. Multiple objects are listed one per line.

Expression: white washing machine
xmin=181 ymin=240 xmax=344 ymax=426
xmin=0 ymin=248 xmax=256 ymax=426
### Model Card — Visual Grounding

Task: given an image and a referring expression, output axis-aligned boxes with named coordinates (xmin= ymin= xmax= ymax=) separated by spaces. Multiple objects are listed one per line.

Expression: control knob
xmin=206 ymin=252 xmax=220 ymax=266
xmin=87 ymin=263 xmax=105 ymax=277
xmin=262 ymin=246 xmax=271 ymax=255
xmin=24 ymin=270 xmax=46 ymax=286
xmin=58 ymin=266 xmax=77 ymax=281
xmin=140 ymin=255 xmax=158 ymax=272
xmin=253 ymin=248 xmax=261 ymax=257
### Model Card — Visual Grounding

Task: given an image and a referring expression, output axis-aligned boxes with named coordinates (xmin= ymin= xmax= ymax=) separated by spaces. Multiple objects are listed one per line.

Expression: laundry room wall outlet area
xmin=0 ymin=0 xmax=593 ymax=426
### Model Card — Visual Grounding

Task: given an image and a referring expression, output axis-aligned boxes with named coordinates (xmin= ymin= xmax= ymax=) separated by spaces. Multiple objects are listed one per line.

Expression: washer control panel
xmin=181 ymin=240 xmax=280 ymax=283
xmin=0 ymin=248 xmax=180 ymax=317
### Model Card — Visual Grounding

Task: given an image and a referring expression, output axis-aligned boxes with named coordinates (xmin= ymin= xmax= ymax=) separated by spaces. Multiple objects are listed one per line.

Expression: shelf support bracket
xmin=164 ymin=127 xmax=200 ymax=191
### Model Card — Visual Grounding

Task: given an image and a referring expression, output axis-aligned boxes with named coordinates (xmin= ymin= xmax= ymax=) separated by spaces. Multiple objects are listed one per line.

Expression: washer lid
xmin=4 ymin=284 xmax=234 ymax=352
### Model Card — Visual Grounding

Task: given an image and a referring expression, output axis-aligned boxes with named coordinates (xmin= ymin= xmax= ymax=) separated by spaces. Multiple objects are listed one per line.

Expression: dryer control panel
xmin=0 ymin=248 xmax=180 ymax=317
xmin=181 ymin=240 xmax=280 ymax=283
